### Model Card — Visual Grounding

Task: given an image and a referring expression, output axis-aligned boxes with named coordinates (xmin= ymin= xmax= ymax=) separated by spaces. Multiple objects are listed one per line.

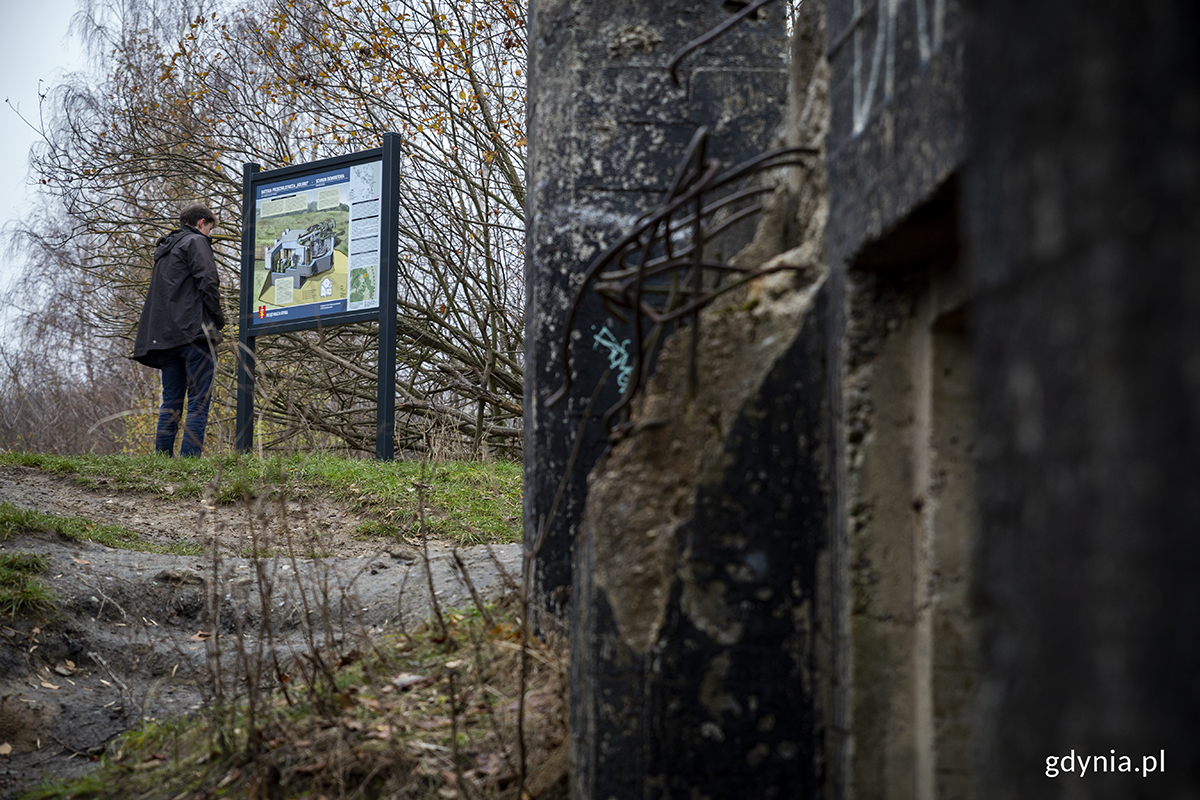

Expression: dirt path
xmin=0 ymin=466 xmax=523 ymax=799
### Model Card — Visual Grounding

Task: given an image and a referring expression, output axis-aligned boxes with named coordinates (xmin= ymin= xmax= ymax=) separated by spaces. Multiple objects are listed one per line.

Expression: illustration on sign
xmin=259 ymin=221 xmax=336 ymax=298
xmin=250 ymin=160 xmax=383 ymax=326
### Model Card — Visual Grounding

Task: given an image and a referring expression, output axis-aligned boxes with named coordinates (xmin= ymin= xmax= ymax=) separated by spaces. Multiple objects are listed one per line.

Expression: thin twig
xmin=452 ymin=549 xmax=496 ymax=628
xmin=75 ymin=577 xmax=128 ymax=621
xmin=417 ymin=467 xmax=451 ymax=643
xmin=517 ymin=373 xmax=607 ymax=799
xmin=87 ymin=650 xmax=130 ymax=713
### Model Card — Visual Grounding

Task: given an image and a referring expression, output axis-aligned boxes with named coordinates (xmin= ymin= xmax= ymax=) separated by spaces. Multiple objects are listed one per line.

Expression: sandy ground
xmin=0 ymin=465 xmax=523 ymax=799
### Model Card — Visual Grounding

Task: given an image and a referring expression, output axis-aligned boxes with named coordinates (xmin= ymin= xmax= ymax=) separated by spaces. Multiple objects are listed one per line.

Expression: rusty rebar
xmin=546 ymin=127 xmax=817 ymax=436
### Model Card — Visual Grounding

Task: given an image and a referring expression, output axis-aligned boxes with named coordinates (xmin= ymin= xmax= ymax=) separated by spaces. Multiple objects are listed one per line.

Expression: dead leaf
xmin=365 ymin=724 xmax=394 ymax=740
xmin=392 ymin=672 xmax=433 ymax=691
xmin=356 ymin=696 xmax=382 ymax=712
xmin=54 ymin=665 xmax=74 ymax=677
xmin=0 ymin=743 xmax=12 ymax=756
xmin=475 ymin=752 xmax=508 ymax=776
xmin=40 ymin=681 xmax=60 ymax=691
xmin=72 ymin=558 xmax=90 ymax=565
xmin=489 ymin=622 xmax=519 ymax=640
xmin=188 ymin=631 xmax=212 ymax=642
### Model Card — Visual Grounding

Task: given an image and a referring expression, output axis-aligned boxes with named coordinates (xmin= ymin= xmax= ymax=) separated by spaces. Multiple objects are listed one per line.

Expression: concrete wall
xmin=524 ymin=1 xmax=836 ymax=796
xmin=841 ymin=181 xmax=977 ymax=800
xmin=965 ymin=2 xmax=1200 ymax=797
xmin=526 ymin=0 xmax=1199 ymax=795
xmin=827 ymin=0 xmax=1200 ymax=797
xmin=825 ymin=1 xmax=975 ymax=797
xmin=524 ymin=0 xmax=790 ymax=617
xmin=825 ymin=0 xmax=966 ymax=270
xmin=573 ymin=266 xmax=833 ymax=798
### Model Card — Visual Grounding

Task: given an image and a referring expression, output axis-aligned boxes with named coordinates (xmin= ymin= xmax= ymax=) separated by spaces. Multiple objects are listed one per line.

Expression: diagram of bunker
xmin=252 ymin=161 xmax=381 ymax=322
xmin=259 ymin=222 xmax=338 ymax=299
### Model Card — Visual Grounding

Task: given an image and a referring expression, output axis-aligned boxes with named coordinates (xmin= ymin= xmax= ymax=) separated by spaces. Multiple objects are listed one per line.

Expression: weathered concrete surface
xmin=827 ymin=0 xmax=1200 ymax=795
xmin=532 ymin=4 xmax=836 ymax=796
xmin=825 ymin=0 xmax=973 ymax=796
xmin=964 ymin=1 xmax=1200 ymax=797
xmin=842 ymin=227 xmax=978 ymax=800
xmin=573 ymin=262 xmax=833 ymax=799
xmin=524 ymin=0 xmax=789 ymax=617
xmin=825 ymin=0 xmax=967 ymax=271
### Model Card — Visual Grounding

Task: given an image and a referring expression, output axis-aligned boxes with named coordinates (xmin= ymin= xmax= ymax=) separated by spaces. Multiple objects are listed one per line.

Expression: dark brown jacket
xmin=132 ymin=226 xmax=226 ymax=367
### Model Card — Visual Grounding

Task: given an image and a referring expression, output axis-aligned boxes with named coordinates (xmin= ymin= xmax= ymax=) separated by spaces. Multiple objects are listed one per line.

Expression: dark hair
xmin=180 ymin=203 xmax=216 ymax=228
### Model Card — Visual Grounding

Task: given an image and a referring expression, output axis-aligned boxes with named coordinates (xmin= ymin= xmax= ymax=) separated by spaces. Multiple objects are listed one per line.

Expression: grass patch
xmin=0 ymin=451 xmax=523 ymax=547
xmin=304 ymin=456 xmax=523 ymax=546
xmin=0 ymin=501 xmax=199 ymax=555
xmin=353 ymin=519 xmax=405 ymax=539
xmin=0 ymin=501 xmax=142 ymax=547
xmin=22 ymin=597 xmax=568 ymax=800
xmin=0 ymin=551 xmax=58 ymax=617
xmin=0 ymin=451 xmax=272 ymax=501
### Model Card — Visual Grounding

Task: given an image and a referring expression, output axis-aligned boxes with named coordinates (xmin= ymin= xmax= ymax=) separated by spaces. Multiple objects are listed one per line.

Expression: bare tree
xmin=7 ymin=0 xmax=526 ymax=457
xmin=0 ymin=205 xmax=159 ymax=453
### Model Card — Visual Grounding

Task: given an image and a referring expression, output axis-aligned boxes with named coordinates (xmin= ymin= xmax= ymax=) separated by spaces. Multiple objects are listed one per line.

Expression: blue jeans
xmin=155 ymin=342 xmax=216 ymax=457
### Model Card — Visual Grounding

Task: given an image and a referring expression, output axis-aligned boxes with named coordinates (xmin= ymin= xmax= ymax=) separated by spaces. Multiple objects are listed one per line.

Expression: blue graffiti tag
xmin=592 ymin=326 xmax=634 ymax=393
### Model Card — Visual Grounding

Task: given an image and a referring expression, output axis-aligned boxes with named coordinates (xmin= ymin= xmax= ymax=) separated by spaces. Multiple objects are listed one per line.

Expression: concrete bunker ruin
xmin=524 ymin=0 xmax=1200 ymax=797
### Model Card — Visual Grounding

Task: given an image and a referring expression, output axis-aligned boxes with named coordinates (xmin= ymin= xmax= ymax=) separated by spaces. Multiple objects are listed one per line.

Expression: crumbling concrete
xmin=564 ymin=2 xmax=834 ymax=795
xmin=530 ymin=0 xmax=1200 ymax=794
xmin=524 ymin=0 xmax=790 ymax=619
xmin=574 ymin=260 xmax=832 ymax=798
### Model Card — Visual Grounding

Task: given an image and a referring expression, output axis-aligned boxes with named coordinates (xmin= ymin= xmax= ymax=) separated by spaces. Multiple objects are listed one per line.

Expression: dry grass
xmin=22 ymin=594 xmax=568 ymax=800
xmin=13 ymin=451 xmax=560 ymax=800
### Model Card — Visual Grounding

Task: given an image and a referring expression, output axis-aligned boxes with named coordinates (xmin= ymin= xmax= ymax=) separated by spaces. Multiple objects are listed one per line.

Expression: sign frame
xmin=235 ymin=134 xmax=401 ymax=459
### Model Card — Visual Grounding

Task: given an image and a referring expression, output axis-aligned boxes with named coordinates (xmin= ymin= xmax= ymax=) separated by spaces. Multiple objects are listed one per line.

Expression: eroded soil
xmin=0 ymin=465 xmax=523 ymax=799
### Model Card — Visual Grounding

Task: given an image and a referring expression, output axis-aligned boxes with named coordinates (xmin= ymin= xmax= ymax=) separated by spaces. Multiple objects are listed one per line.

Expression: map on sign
xmin=250 ymin=160 xmax=383 ymax=327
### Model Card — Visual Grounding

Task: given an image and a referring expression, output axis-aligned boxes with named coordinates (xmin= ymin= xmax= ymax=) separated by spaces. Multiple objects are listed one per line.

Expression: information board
xmin=248 ymin=159 xmax=383 ymax=328
xmin=237 ymin=137 xmax=401 ymax=458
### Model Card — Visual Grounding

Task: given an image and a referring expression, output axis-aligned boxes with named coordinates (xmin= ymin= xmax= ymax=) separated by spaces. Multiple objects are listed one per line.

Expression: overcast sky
xmin=0 ymin=0 xmax=87 ymax=309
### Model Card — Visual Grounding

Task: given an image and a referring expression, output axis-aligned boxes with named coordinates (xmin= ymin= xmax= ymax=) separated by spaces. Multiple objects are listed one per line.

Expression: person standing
xmin=132 ymin=203 xmax=226 ymax=457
